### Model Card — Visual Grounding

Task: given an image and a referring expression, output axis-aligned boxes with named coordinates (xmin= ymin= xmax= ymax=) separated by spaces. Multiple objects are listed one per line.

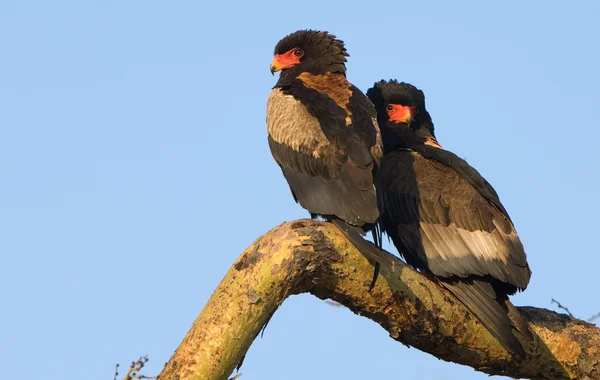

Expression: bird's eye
xmin=293 ymin=48 xmax=304 ymax=57
xmin=386 ymin=105 xmax=394 ymax=112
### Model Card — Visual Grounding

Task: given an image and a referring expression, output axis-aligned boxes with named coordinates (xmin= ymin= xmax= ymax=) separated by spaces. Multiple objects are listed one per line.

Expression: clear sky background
xmin=1 ymin=1 xmax=599 ymax=379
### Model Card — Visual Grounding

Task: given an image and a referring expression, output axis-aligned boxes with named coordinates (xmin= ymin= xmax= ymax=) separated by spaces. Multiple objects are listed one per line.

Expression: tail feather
xmin=506 ymin=299 xmax=533 ymax=340
xmin=441 ymin=279 xmax=527 ymax=357
xmin=371 ymin=220 xmax=383 ymax=250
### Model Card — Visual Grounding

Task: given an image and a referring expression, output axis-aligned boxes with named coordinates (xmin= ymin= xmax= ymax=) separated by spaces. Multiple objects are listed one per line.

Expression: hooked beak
xmin=270 ymin=57 xmax=285 ymax=75
xmin=397 ymin=106 xmax=414 ymax=124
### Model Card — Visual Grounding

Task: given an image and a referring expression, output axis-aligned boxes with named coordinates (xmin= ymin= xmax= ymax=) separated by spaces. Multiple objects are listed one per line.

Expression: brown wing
xmin=381 ymin=148 xmax=530 ymax=290
xmin=267 ymin=88 xmax=380 ymax=226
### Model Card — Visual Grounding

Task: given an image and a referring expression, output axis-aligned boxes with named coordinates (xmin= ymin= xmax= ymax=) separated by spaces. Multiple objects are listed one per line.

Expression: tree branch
xmin=158 ymin=220 xmax=600 ymax=380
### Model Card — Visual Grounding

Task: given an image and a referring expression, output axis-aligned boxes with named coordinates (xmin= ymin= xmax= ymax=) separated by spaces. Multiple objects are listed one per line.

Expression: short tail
xmin=371 ymin=219 xmax=383 ymax=250
xmin=441 ymin=279 xmax=530 ymax=357
xmin=331 ymin=219 xmax=382 ymax=291
xmin=506 ymin=299 xmax=533 ymax=341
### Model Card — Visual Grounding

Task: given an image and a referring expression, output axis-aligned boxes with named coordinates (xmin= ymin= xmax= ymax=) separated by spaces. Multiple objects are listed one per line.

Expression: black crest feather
xmin=274 ymin=30 xmax=348 ymax=75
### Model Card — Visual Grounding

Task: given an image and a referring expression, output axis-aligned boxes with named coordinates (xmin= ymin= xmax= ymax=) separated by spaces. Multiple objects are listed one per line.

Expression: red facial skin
xmin=271 ymin=48 xmax=304 ymax=72
xmin=386 ymin=104 xmax=415 ymax=124
xmin=386 ymin=104 xmax=443 ymax=148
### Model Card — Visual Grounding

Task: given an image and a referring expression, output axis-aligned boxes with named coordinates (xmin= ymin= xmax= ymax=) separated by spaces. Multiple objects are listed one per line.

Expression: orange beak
xmin=397 ymin=106 xmax=413 ymax=123
xmin=270 ymin=56 xmax=285 ymax=75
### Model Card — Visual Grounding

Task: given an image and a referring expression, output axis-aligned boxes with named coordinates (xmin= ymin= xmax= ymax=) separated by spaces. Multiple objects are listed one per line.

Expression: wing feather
xmin=381 ymin=149 xmax=530 ymax=290
xmin=267 ymin=87 xmax=381 ymax=226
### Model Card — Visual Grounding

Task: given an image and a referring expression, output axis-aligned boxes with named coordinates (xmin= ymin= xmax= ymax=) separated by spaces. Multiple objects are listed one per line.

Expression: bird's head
xmin=367 ymin=80 xmax=440 ymax=150
xmin=270 ymin=30 xmax=348 ymax=78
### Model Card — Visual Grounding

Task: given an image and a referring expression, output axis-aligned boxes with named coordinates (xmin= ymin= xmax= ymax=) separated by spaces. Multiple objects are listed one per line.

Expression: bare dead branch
xmin=551 ymin=298 xmax=575 ymax=318
xmin=114 ymin=356 xmax=157 ymax=380
xmin=550 ymin=299 xmax=599 ymax=326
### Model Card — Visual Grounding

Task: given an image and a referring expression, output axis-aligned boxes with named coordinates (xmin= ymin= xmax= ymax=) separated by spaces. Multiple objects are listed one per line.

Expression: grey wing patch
xmin=412 ymin=156 xmax=529 ymax=288
xmin=417 ymin=219 xmax=530 ymax=288
xmin=383 ymin=151 xmax=530 ymax=289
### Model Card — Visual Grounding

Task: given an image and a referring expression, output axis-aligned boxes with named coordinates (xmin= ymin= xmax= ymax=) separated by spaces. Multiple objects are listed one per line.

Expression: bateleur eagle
xmin=367 ymin=80 xmax=532 ymax=356
xmin=267 ymin=30 xmax=384 ymax=287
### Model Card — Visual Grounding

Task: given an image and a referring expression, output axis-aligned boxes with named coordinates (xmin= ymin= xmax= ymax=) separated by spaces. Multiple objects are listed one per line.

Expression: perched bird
xmin=367 ymin=80 xmax=532 ymax=356
xmin=267 ymin=30 xmax=383 ymax=286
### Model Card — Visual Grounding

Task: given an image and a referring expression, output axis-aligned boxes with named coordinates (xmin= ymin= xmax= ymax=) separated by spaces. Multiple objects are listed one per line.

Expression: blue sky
xmin=1 ymin=1 xmax=598 ymax=379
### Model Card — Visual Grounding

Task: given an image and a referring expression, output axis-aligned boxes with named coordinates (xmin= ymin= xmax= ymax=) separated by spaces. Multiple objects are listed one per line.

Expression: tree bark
xmin=158 ymin=219 xmax=600 ymax=380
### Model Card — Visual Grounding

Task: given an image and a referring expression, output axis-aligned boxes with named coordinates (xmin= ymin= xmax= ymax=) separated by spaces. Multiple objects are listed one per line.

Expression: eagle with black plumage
xmin=367 ymin=80 xmax=533 ymax=356
xmin=267 ymin=30 xmax=383 ymax=280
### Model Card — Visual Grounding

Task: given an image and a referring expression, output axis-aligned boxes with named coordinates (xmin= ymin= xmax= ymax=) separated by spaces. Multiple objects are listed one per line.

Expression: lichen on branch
xmin=158 ymin=220 xmax=600 ymax=380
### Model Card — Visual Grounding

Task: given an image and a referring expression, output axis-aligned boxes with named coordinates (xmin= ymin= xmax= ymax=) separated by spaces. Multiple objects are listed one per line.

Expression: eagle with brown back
xmin=267 ymin=30 xmax=383 ymax=286
xmin=367 ymin=80 xmax=533 ymax=356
